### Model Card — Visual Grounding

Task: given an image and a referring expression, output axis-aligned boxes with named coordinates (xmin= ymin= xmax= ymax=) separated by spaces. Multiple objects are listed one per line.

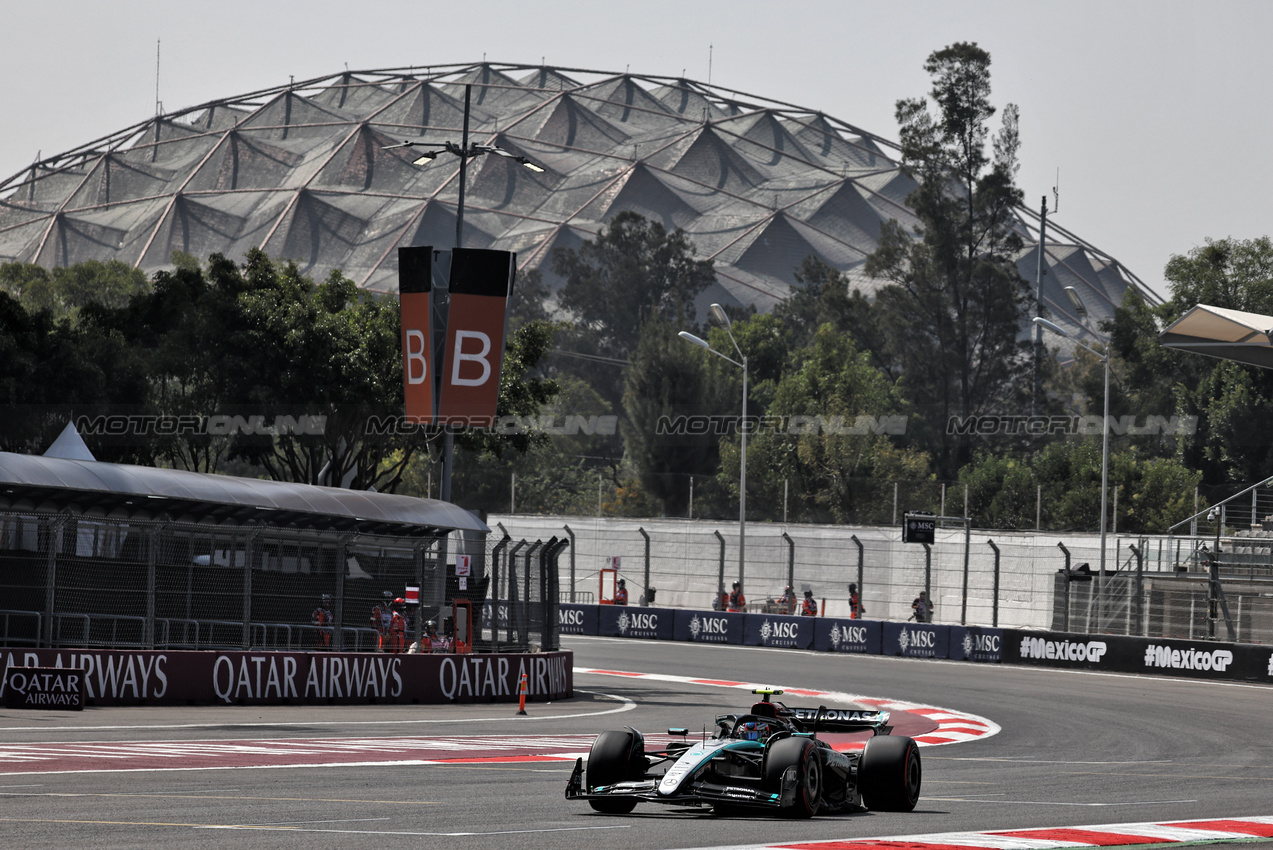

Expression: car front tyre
xmin=586 ymin=730 xmax=642 ymax=814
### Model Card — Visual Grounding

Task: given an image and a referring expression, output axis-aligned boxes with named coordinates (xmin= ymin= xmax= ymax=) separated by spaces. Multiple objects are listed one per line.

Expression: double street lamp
xmin=679 ymin=304 xmax=748 ymax=601
xmin=1033 ymin=291 xmax=1110 ymax=628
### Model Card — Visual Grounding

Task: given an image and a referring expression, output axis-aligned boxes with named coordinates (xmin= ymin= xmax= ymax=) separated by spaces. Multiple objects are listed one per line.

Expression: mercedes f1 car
xmin=565 ymin=688 xmax=921 ymax=818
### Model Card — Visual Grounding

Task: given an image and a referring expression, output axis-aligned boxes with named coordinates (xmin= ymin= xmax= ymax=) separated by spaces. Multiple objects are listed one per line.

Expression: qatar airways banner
xmin=0 ymin=649 xmax=571 ymax=707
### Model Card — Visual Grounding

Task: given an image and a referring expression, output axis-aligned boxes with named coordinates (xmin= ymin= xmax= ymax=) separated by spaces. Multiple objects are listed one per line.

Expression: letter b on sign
xmin=438 ymin=249 xmax=515 ymax=425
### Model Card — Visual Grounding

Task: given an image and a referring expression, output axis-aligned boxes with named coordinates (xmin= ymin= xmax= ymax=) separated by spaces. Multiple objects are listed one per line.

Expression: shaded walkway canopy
xmin=0 ymin=452 xmax=487 ymax=537
xmin=1159 ymin=304 xmax=1273 ymax=370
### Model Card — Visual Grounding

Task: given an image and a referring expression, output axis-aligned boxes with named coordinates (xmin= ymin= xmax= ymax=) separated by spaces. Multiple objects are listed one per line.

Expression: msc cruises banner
xmin=743 ymin=613 xmax=814 ymax=650
xmin=674 ymin=610 xmax=745 ymax=644
xmin=599 ymin=606 xmax=675 ymax=640
xmin=814 ymin=619 xmax=883 ymax=654
xmin=950 ymin=626 xmax=1004 ymax=663
xmin=882 ymin=622 xmax=951 ymax=659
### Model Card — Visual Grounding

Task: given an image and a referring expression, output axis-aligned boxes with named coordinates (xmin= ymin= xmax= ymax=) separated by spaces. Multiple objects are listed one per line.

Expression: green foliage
xmin=622 ymin=316 xmax=735 ymax=516
xmin=0 ymin=259 xmax=149 ymax=318
xmin=960 ymin=443 xmax=1202 ymax=533
xmin=864 ymin=42 xmax=1031 ymax=478
xmin=551 ymin=211 xmax=715 ymax=407
xmin=725 ymin=324 xmax=929 ymax=524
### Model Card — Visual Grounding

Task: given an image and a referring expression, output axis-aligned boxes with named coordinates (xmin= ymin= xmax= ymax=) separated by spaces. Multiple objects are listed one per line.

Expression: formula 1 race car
xmin=565 ymin=688 xmax=921 ymax=818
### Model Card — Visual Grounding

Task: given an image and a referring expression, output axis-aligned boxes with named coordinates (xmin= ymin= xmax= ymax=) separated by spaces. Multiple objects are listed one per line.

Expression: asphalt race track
xmin=2 ymin=636 xmax=1272 ymax=850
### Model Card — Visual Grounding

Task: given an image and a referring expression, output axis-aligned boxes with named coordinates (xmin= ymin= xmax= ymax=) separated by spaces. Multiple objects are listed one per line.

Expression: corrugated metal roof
xmin=0 ymin=452 xmax=487 ymax=536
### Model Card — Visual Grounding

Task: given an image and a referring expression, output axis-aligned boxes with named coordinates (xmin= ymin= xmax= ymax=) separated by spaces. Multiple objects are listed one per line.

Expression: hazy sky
xmin=2 ymin=0 xmax=1268 ymax=298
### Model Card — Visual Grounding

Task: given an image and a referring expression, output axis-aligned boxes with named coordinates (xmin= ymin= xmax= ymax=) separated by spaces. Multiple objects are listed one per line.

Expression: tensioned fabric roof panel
xmin=1159 ymin=304 xmax=1273 ymax=369
xmin=0 ymin=61 xmax=1158 ymax=331
xmin=0 ymin=452 xmax=488 ymax=535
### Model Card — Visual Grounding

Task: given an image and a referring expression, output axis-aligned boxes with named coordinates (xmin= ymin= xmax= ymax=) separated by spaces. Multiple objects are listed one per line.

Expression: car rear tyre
xmin=859 ymin=735 xmax=921 ymax=812
xmin=586 ymin=730 xmax=644 ymax=814
xmin=763 ymin=736 xmax=822 ymax=818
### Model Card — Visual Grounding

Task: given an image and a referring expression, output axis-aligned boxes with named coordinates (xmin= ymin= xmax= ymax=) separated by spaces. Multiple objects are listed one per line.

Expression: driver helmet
xmin=740 ymin=720 xmax=769 ymax=742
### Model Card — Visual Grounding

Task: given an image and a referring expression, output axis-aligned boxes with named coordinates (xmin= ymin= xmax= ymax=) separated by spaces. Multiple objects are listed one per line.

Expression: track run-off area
xmin=1 ymin=635 xmax=1271 ymax=850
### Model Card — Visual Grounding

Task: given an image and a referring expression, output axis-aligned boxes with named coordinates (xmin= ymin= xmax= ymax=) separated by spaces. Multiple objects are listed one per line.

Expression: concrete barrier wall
xmin=558 ymin=602 xmax=1273 ymax=684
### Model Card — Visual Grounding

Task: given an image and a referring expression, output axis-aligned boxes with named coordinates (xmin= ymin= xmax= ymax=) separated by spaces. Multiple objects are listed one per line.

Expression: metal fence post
xmin=922 ymin=543 xmax=932 ymax=617
xmin=43 ymin=517 xmax=63 ymax=647
xmin=849 ymin=534 xmax=864 ymax=607
xmin=490 ymin=534 xmax=510 ymax=653
xmin=782 ymin=531 xmax=795 ymax=592
xmin=1128 ymin=541 xmax=1144 ymax=636
xmin=1057 ymin=541 xmax=1071 ymax=632
xmin=563 ymin=524 xmax=576 ymax=602
xmin=961 ymin=519 xmax=971 ymax=625
xmin=639 ymin=526 xmax=651 ymax=605
xmin=714 ymin=530 xmax=726 ymax=609
xmin=987 ymin=539 xmax=1000 ymax=627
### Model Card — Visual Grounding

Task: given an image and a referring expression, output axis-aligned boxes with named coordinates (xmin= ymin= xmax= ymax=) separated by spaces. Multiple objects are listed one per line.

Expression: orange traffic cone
xmin=516 ymin=672 xmax=528 ymax=716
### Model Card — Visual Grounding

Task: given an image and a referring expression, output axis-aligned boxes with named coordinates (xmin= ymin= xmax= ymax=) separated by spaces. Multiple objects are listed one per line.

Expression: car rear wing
xmin=785 ymin=706 xmax=892 ymax=734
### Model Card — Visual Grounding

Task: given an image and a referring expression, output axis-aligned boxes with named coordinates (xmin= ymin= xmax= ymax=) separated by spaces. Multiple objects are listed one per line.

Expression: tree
xmin=622 ymin=316 xmax=735 ymax=516
xmin=551 ymin=211 xmax=715 ymax=407
xmin=864 ymin=43 xmax=1031 ymax=478
xmin=960 ymin=442 xmax=1201 ymax=533
xmin=725 ymin=324 xmax=928 ymax=524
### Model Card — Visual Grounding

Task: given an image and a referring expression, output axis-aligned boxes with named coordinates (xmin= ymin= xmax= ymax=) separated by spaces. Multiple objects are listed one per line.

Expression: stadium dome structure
xmin=0 ymin=62 xmax=1157 ymax=338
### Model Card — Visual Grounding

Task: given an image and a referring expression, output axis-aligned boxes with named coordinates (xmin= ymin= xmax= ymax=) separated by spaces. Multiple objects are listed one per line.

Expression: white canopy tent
xmin=1159 ymin=304 xmax=1273 ymax=369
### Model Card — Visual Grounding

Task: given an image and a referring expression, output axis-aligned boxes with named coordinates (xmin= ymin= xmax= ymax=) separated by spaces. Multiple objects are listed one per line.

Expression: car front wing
xmin=565 ymin=758 xmax=797 ymax=810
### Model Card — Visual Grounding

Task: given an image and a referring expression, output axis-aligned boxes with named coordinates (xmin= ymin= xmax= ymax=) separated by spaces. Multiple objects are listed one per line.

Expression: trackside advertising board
xmin=882 ymin=622 xmax=950 ymax=659
xmin=599 ymin=606 xmax=675 ymax=640
xmin=814 ymin=619 xmax=883 ymax=654
xmin=674 ymin=610 xmax=745 ymax=644
xmin=544 ymin=604 xmax=1273 ymax=684
xmin=3 ymin=666 xmax=84 ymax=710
xmin=744 ymin=614 xmax=814 ymax=650
xmin=0 ymin=649 xmax=571 ymax=707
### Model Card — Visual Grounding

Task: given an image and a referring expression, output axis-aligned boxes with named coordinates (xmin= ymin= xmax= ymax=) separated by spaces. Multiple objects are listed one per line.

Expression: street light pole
xmin=1033 ymin=313 xmax=1110 ymax=629
xmin=679 ymin=305 xmax=748 ymax=596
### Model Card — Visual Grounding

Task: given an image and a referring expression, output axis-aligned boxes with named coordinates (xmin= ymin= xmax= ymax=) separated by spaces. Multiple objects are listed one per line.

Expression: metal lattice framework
xmin=0 ymin=61 xmax=1156 ymax=330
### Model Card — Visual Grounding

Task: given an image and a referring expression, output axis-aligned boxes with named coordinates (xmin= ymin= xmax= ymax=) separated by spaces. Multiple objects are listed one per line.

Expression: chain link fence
xmin=0 ymin=510 xmax=450 ymax=651
xmin=489 ymin=514 xmax=1273 ymax=646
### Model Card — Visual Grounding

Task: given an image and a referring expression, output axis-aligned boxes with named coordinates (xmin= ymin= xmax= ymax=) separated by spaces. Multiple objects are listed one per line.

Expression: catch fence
xmin=489 ymin=514 xmax=1273 ymax=646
